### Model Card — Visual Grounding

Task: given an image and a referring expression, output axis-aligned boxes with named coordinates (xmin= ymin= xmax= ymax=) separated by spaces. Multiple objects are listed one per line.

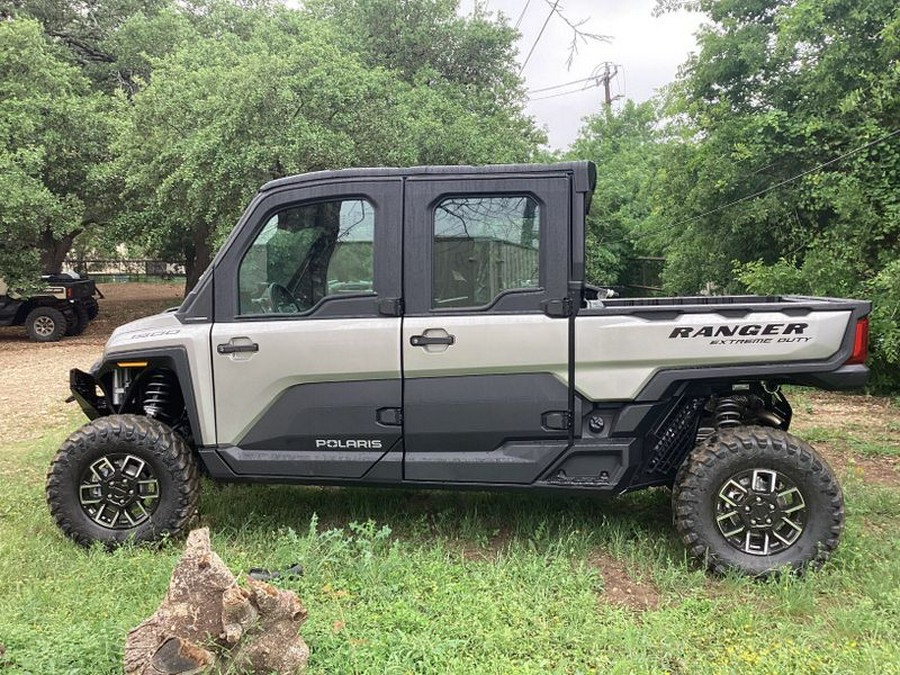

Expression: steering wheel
xmin=265 ymin=283 xmax=300 ymax=314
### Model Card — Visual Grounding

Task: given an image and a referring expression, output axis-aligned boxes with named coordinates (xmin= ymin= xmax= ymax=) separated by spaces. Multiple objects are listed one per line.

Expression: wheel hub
xmin=715 ymin=468 xmax=807 ymax=556
xmin=79 ymin=454 xmax=160 ymax=529
xmin=34 ymin=316 xmax=55 ymax=336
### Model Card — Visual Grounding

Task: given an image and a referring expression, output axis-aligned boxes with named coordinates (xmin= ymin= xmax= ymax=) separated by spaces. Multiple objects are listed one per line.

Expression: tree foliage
xmin=567 ymin=100 xmax=675 ymax=286
xmin=0 ymin=18 xmax=118 ymax=289
xmin=1 ymin=0 xmax=542 ymax=290
xmin=660 ymin=0 xmax=899 ymax=295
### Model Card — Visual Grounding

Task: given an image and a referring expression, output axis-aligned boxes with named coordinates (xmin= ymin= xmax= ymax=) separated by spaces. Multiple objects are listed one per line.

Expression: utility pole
xmin=596 ymin=62 xmax=623 ymax=109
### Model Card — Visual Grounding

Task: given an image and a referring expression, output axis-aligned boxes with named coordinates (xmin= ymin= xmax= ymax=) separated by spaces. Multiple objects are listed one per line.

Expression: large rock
xmin=124 ymin=528 xmax=309 ymax=675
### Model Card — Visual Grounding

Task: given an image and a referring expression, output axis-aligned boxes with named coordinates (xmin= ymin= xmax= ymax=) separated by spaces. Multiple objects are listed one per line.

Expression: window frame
xmin=213 ymin=178 xmax=402 ymax=323
xmin=402 ymin=175 xmax=570 ymax=317
xmin=236 ymin=197 xmax=378 ymax=318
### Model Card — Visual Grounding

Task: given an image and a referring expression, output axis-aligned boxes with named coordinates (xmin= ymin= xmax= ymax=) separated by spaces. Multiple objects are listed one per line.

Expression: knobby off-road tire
xmin=84 ymin=296 xmax=99 ymax=320
xmin=64 ymin=302 xmax=88 ymax=336
xmin=47 ymin=415 xmax=199 ymax=548
xmin=25 ymin=305 xmax=66 ymax=342
xmin=673 ymin=425 xmax=843 ymax=576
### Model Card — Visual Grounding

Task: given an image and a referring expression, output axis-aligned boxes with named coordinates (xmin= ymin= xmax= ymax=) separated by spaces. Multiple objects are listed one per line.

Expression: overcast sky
xmin=460 ymin=0 xmax=704 ymax=149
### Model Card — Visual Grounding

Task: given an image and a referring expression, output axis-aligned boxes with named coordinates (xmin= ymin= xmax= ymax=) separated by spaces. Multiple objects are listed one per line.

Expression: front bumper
xmin=70 ymin=368 xmax=109 ymax=420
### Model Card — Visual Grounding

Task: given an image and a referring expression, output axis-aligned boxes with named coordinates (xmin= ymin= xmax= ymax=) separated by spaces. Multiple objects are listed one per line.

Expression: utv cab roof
xmin=260 ymin=161 xmax=597 ymax=196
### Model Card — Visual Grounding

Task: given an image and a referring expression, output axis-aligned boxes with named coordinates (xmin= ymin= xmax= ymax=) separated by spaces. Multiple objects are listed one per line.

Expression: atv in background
xmin=0 ymin=273 xmax=102 ymax=342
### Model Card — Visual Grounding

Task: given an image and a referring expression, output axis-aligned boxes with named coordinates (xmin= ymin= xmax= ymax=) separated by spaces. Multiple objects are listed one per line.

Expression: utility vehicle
xmin=0 ymin=273 xmax=99 ymax=341
xmin=46 ymin=162 xmax=869 ymax=575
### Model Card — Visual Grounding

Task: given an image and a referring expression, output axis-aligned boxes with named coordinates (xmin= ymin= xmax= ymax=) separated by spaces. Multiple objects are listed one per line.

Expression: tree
xmin=0 ymin=18 xmax=119 ymax=287
xmin=6 ymin=0 xmax=176 ymax=93
xmin=567 ymin=99 xmax=676 ymax=287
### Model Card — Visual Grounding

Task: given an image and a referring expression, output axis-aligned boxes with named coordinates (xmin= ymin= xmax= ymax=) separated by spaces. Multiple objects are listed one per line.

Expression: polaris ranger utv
xmin=46 ymin=162 xmax=870 ymax=575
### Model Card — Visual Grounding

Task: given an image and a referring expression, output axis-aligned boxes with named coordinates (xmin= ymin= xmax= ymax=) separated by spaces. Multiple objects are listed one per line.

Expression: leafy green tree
xmin=4 ymin=0 xmax=176 ymax=93
xmin=0 ymin=18 xmax=119 ymax=287
xmin=567 ymin=100 xmax=675 ymax=287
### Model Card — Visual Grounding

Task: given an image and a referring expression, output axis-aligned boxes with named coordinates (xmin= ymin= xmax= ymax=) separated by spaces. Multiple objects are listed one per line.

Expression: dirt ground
xmin=0 ymin=283 xmax=897 ymax=488
xmin=0 ymin=282 xmax=183 ymax=444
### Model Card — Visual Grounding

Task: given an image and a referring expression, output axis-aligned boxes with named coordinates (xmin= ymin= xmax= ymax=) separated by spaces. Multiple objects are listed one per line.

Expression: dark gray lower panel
xmin=403 ymin=373 xmax=571 ymax=483
xmin=232 ymin=379 xmax=402 ymax=479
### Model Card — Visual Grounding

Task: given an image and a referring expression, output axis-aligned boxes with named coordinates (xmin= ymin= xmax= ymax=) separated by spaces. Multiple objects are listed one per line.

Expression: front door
xmin=401 ymin=175 xmax=574 ymax=483
xmin=210 ymin=178 xmax=403 ymax=479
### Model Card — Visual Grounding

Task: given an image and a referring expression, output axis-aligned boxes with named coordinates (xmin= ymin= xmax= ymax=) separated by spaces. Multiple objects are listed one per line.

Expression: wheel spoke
xmin=752 ymin=469 xmax=777 ymax=494
xmin=722 ymin=524 xmax=745 ymax=538
xmin=137 ymin=479 xmax=159 ymax=497
xmin=79 ymin=483 xmax=103 ymax=505
xmin=771 ymin=529 xmax=793 ymax=546
xmin=122 ymin=456 xmax=146 ymax=479
xmin=782 ymin=517 xmax=803 ymax=532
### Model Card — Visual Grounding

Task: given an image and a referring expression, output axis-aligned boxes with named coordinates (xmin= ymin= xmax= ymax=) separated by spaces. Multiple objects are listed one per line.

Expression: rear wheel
xmin=46 ymin=415 xmax=199 ymax=547
xmin=25 ymin=306 xmax=66 ymax=342
xmin=673 ymin=426 xmax=843 ymax=576
xmin=65 ymin=302 xmax=88 ymax=336
xmin=84 ymin=296 xmax=99 ymax=320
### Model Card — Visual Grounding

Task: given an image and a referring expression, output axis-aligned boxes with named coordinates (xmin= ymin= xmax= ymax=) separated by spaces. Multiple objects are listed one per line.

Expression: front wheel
xmin=673 ymin=426 xmax=843 ymax=576
xmin=46 ymin=415 xmax=199 ymax=547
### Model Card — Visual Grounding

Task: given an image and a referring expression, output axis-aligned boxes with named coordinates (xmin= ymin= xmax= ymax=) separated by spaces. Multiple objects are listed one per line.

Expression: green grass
xmin=2 ymin=421 xmax=900 ymax=674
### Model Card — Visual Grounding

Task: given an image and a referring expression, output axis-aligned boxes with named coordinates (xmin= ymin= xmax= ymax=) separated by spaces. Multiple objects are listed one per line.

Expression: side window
xmin=239 ymin=199 xmax=374 ymax=315
xmin=432 ymin=195 xmax=540 ymax=309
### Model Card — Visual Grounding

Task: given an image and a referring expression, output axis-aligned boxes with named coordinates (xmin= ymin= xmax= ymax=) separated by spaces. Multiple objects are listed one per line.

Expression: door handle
xmin=217 ymin=341 xmax=259 ymax=355
xmin=410 ymin=334 xmax=455 ymax=347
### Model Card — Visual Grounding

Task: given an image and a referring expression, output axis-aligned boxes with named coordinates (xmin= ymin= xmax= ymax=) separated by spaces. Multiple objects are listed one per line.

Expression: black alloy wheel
xmin=673 ymin=426 xmax=843 ymax=576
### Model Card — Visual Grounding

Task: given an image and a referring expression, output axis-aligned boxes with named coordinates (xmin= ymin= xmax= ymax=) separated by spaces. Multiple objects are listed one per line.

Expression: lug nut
xmin=766 ymin=518 xmax=772 ymax=524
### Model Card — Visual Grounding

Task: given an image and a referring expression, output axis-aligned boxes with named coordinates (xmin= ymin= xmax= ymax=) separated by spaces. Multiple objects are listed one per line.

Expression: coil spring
xmin=143 ymin=372 xmax=173 ymax=421
xmin=715 ymin=396 xmax=744 ymax=429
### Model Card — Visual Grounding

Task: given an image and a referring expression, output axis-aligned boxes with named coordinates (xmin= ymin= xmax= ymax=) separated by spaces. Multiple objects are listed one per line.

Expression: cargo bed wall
xmin=574 ymin=296 xmax=870 ymax=402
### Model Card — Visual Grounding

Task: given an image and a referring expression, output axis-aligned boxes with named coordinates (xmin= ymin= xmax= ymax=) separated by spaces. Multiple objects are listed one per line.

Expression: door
xmin=402 ymin=175 xmax=574 ymax=483
xmin=210 ymin=178 xmax=403 ymax=479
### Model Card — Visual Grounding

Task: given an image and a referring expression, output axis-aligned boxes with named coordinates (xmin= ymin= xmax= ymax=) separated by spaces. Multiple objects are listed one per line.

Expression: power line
xmin=514 ymin=0 xmax=532 ymax=30
xmin=519 ymin=0 xmax=559 ymax=75
xmin=529 ymin=84 xmax=600 ymax=101
xmin=606 ymin=128 xmax=900 ymax=246
xmin=527 ymin=75 xmax=598 ymax=94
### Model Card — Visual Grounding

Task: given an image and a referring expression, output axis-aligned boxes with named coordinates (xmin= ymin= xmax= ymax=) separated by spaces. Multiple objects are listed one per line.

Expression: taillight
xmin=846 ymin=317 xmax=869 ymax=365
xmin=66 ymin=287 xmax=73 ymax=299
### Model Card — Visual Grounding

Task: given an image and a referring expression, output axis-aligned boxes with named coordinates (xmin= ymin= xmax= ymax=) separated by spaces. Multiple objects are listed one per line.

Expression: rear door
xmin=210 ymin=178 xmax=403 ymax=479
xmin=401 ymin=173 xmax=574 ymax=483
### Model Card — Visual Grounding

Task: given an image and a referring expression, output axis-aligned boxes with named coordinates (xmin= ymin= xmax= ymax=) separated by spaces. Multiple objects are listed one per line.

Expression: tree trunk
xmin=183 ymin=223 xmax=212 ymax=296
xmin=40 ymin=228 xmax=82 ymax=274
